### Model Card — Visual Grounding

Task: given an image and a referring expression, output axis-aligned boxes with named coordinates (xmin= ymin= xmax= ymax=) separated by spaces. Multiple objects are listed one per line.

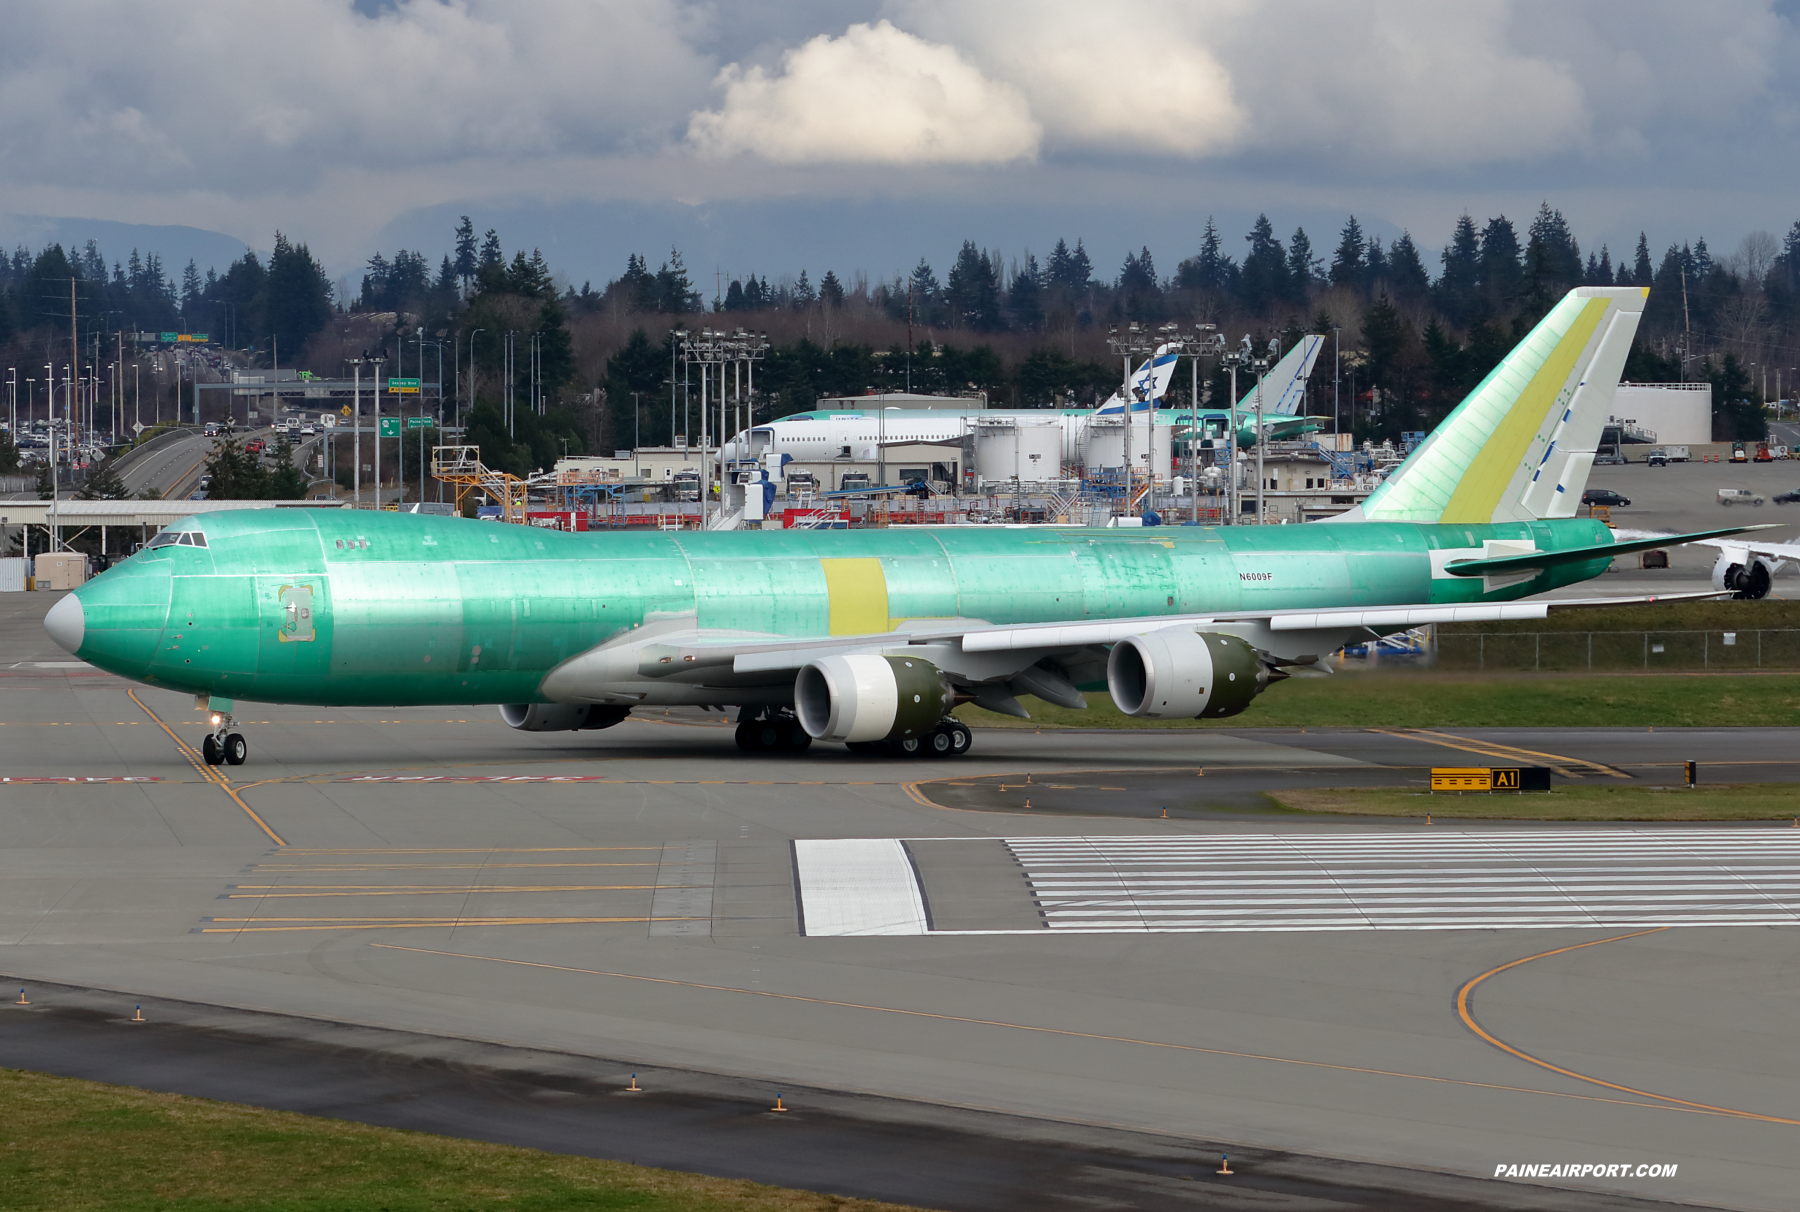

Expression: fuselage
xmin=60 ymin=509 xmax=1615 ymax=708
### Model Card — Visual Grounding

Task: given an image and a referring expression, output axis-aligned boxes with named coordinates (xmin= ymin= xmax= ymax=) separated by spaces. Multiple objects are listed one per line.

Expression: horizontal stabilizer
xmin=1443 ymin=525 xmax=1780 ymax=577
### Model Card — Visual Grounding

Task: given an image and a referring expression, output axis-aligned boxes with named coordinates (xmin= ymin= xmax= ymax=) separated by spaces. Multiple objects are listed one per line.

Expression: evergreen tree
xmin=654 ymin=248 xmax=701 ymax=312
xmin=266 ymin=439 xmax=309 ymax=498
xmin=202 ymin=434 xmax=270 ymax=500
xmin=723 ymin=279 xmax=747 ymax=312
xmin=947 ymin=241 xmax=1002 ymax=329
xmin=1239 ymin=214 xmax=1289 ymax=315
xmin=1437 ymin=214 xmax=1481 ymax=325
xmin=479 ymin=229 xmax=503 ymax=268
xmin=818 ymin=270 xmax=845 ymax=309
xmin=615 ymin=254 xmax=656 ymax=311
xmin=1009 ymin=253 xmax=1043 ymax=330
xmin=1175 ymin=217 xmax=1237 ymax=293
xmin=1632 ymin=232 xmax=1654 ymax=286
xmin=1364 ymin=236 xmax=1387 ymax=288
xmin=792 ymin=269 xmax=816 ymax=308
xmin=1387 ymin=232 xmax=1431 ymax=303
xmin=265 ymin=231 xmax=333 ymax=355
xmin=180 ymin=260 xmax=202 ymax=320
xmin=454 ymin=216 xmax=478 ymax=293
xmin=1524 ymin=202 xmax=1582 ymax=300
xmin=75 ymin=456 xmax=128 ymax=500
xmin=909 ymin=258 xmax=941 ymax=305
xmin=1478 ymin=216 xmax=1524 ymax=311
xmin=1362 ymin=293 xmax=1406 ymax=386
xmin=1286 ymin=228 xmax=1319 ymax=304
xmin=1330 ymin=216 xmax=1367 ymax=290
xmin=1044 ymin=238 xmax=1093 ymax=293
xmin=1115 ymin=246 xmax=1162 ymax=321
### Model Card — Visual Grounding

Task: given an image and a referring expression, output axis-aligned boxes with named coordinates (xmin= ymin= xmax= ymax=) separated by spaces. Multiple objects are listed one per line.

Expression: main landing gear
xmin=200 ymin=713 xmax=248 ymax=766
xmin=735 ymin=709 xmax=812 ymax=754
xmin=847 ymin=719 xmax=972 ymax=759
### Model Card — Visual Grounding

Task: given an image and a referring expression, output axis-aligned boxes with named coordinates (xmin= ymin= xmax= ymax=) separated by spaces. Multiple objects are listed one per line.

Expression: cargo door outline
xmin=278 ymin=584 xmax=316 ymax=642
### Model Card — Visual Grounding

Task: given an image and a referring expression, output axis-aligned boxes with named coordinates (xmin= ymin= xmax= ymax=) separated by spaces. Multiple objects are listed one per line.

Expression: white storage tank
xmin=1083 ymin=416 xmax=1173 ymax=481
xmin=972 ymin=417 xmax=1061 ymax=483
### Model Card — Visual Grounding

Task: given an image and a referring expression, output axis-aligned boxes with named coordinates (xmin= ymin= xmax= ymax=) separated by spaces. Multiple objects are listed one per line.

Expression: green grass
xmin=953 ymin=672 xmax=1800 ymax=730
xmin=0 ymin=1068 xmax=921 ymax=1212
xmin=1438 ymin=598 xmax=1800 ymax=634
xmin=1269 ymin=783 xmax=1800 ymax=821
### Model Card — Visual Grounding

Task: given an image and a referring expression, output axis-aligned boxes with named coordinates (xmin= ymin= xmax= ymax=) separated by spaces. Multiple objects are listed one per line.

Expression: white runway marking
xmin=794 ymin=838 xmax=929 ymax=936
xmin=1004 ymin=831 xmax=1800 ymax=932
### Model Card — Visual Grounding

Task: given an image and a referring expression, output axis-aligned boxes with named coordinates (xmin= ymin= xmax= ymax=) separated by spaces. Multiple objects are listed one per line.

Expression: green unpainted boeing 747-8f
xmin=43 ymin=287 xmax=1764 ymax=765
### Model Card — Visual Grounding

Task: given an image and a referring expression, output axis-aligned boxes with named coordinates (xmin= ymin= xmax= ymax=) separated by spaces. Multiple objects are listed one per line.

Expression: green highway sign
xmin=159 ymin=332 xmax=178 ymax=343
xmin=406 ymin=416 xmax=432 ymax=429
xmin=379 ymin=417 xmax=401 ymax=437
xmin=388 ymin=378 xmax=420 ymax=393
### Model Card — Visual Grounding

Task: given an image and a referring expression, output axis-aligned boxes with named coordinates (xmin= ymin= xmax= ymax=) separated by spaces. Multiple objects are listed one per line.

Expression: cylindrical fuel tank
xmin=972 ymin=417 xmax=1062 ymax=484
xmin=1082 ymin=416 xmax=1173 ymax=480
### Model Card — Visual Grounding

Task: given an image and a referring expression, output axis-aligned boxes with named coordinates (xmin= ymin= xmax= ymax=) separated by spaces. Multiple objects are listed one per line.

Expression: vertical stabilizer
xmin=1238 ymin=334 xmax=1324 ymax=416
xmin=1341 ymin=287 xmax=1646 ymax=524
xmin=1093 ymin=345 xmax=1181 ymax=416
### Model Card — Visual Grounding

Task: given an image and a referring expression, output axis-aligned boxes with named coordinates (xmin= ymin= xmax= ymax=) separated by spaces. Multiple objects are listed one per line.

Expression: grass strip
xmin=954 ymin=672 xmax=1800 ymax=730
xmin=1269 ymin=784 xmax=1800 ymax=821
xmin=0 ymin=1068 xmax=922 ymax=1212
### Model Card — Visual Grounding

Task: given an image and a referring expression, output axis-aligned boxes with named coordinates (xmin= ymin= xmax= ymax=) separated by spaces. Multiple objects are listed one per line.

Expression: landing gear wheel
xmin=781 ymin=721 xmax=812 ymax=752
xmin=734 ymin=721 xmax=759 ymax=752
xmin=945 ymin=720 xmax=972 ymax=756
xmin=201 ymin=735 xmax=222 ymax=765
xmin=890 ymin=735 xmax=924 ymax=758
xmin=923 ymin=727 xmax=955 ymax=757
xmin=223 ymin=733 xmax=248 ymax=766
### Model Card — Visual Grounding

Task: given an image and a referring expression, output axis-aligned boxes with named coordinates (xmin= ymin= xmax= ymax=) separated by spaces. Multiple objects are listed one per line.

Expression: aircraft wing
xmin=647 ymin=589 xmax=1727 ymax=674
xmin=1691 ymin=534 xmax=1800 ymax=562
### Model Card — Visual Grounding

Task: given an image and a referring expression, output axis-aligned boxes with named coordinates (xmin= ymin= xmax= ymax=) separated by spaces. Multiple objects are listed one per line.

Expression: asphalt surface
xmin=2 ymin=590 xmax=1798 ymax=1210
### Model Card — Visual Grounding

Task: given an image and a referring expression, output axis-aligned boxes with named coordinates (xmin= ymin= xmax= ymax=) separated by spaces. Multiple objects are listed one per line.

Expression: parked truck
xmin=1646 ymin=445 xmax=1689 ymax=466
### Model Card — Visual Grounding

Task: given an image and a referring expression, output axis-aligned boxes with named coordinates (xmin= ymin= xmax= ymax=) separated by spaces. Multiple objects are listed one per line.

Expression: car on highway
xmin=243 ymin=438 xmax=266 ymax=455
xmin=1775 ymin=489 xmax=1800 ymax=505
xmin=203 ymin=421 xmax=222 ymax=437
xmin=1719 ymin=487 xmax=1765 ymax=506
xmin=1581 ymin=488 xmax=1630 ymax=507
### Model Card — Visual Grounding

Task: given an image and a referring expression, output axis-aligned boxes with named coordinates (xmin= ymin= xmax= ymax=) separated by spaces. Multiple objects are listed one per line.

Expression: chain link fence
xmin=1434 ymin=629 xmax=1800 ymax=672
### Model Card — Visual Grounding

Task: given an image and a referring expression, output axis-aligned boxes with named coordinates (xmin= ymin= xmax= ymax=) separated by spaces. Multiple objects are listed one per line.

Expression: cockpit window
xmin=148 ymin=530 xmax=207 ymax=549
xmin=146 ymin=531 xmax=179 ymax=548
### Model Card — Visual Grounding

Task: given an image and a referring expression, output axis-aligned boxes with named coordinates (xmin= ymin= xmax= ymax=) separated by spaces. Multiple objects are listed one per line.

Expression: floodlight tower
xmin=1105 ymin=322 xmax=1158 ymax=516
xmin=1172 ymin=326 xmax=1222 ymax=523
xmin=1251 ymin=338 xmax=1278 ymax=524
xmin=1217 ymin=338 xmax=1250 ymax=524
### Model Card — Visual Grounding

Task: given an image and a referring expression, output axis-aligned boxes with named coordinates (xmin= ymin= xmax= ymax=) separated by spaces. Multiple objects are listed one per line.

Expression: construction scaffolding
xmin=432 ymin=445 xmax=527 ymax=523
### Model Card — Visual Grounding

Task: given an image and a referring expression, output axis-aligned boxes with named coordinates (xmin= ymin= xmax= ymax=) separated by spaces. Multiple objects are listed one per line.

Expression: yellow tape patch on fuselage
xmin=821 ymin=558 xmax=890 ymax=636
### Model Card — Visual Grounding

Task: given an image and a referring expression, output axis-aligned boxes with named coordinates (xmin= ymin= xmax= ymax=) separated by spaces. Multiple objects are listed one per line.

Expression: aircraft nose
xmin=44 ymin=592 xmax=86 ymax=656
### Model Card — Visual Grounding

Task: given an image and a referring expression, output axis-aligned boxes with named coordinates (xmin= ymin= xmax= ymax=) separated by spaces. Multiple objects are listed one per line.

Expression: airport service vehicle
xmin=1755 ymin=443 xmax=1774 ymax=463
xmin=1732 ymin=445 xmax=1749 ymax=463
xmin=1581 ymin=488 xmax=1630 ymax=507
xmin=1646 ymin=450 xmax=1668 ymax=467
xmin=47 ymin=289 xmax=1767 ymax=767
xmin=1718 ymin=488 xmax=1764 ymax=506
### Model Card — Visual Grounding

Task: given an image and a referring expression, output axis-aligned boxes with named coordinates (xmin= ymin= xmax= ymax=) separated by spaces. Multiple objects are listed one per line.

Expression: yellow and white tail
xmin=1341 ymin=287 xmax=1646 ymax=524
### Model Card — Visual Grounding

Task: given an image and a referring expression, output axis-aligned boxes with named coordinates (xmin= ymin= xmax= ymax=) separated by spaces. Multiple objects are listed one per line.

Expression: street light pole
xmin=1252 ymin=339 xmax=1276 ymax=524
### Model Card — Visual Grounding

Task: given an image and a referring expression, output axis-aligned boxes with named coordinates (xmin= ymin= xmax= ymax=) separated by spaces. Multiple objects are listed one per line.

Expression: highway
xmin=1 ymin=590 xmax=1795 ymax=1210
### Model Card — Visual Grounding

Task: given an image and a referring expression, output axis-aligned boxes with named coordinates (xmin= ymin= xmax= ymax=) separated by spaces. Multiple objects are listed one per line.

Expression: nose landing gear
xmin=201 ymin=714 xmax=248 ymax=766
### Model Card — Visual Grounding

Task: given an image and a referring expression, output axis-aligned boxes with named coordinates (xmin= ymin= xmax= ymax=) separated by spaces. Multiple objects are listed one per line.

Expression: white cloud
xmin=687 ymin=21 xmax=1039 ymax=165
xmin=891 ymin=0 xmax=1247 ymax=157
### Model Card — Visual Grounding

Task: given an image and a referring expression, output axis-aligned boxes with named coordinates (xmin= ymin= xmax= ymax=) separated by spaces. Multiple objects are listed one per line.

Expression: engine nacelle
xmin=1712 ymin=552 xmax=1774 ymax=600
xmin=1107 ymin=630 xmax=1269 ymax=719
xmin=500 ymin=703 xmax=631 ymax=731
xmin=795 ymin=654 xmax=954 ymax=743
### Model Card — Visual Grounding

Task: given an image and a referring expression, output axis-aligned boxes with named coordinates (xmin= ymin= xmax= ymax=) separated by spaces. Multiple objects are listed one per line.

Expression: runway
xmin=790 ymin=830 xmax=1800 ymax=935
xmin=3 ymin=593 xmax=1799 ymax=1210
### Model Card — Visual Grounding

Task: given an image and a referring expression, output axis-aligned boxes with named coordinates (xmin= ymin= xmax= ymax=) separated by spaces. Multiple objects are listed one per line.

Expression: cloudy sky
xmin=4 ymin=0 xmax=1799 ymax=288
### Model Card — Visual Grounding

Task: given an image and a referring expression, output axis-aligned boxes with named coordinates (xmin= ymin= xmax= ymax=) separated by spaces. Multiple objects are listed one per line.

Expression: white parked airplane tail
xmin=1092 ymin=344 xmax=1181 ymax=416
xmin=1237 ymin=334 xmax=1324 ymax=416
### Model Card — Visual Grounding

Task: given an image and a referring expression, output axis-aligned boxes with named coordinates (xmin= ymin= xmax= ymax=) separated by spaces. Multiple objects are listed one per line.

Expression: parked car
xmin=1775 ymin=489 xmax=1800 ymax=505
xmin=1719 ymin=487 xmax=1765 ymax=506
xmin=1581 ymin=488 xmax=1630 ymax=507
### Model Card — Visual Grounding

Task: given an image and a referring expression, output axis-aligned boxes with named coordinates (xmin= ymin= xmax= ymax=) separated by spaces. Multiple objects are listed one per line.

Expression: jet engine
xmin=500 ymin=703 xmax=632 ymax=731
xmin=1107 ymin=630 xmax=1271 ymax=720
xmin=1712 ymin=551 xmax=1775 ymax=600
xmin=795 ymin=654 xmax=954 ymax=743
